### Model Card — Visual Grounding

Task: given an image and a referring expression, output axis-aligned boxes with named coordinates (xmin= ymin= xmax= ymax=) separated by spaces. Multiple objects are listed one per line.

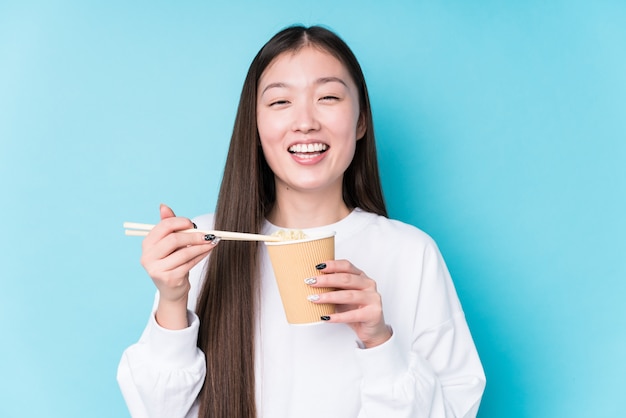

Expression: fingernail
xmin=204 ymin=234 xmax=216 ymax=242
xmin=304 ymin=277 xmax=317 ymax=285
xmin=307 ymin=294 xmax=320 ymax=302
xmin=315 ymin=263 xmax=327 ymax=270
xmin=320 ymin=316 xmax=331 ymax=321
xmin=192 ymin=222 xmax=198 ymax=229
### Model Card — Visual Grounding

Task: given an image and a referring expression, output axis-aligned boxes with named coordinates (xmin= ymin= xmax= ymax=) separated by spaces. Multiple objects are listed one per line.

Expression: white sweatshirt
xmin=118 ymin=209 xmax=485 ymax=417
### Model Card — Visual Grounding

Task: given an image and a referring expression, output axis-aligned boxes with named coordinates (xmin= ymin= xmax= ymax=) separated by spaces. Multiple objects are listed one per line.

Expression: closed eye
xmin=269 ymin=99 xmax=290 ymax=107
xmin=320 ymin=95 xmax=340 ymax=102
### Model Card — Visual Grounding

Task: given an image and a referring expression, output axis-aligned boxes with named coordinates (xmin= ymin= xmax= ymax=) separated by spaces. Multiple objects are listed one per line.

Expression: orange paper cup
xmin=265 ymin=232 xmax=336 ymax=324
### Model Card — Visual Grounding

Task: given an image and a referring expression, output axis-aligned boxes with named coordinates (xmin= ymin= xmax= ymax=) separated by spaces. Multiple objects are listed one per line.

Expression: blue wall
xmin=1 ymin=1 xmax=624 ymax=417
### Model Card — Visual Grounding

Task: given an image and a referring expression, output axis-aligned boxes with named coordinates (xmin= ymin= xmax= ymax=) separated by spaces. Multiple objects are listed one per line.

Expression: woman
xmin=118 ymin=25 xmax=485 ymax=418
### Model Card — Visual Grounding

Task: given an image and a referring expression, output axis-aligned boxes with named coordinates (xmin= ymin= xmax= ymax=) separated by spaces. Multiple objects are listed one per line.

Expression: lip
xmin=290 ymin=151 xmax=327 ymax=165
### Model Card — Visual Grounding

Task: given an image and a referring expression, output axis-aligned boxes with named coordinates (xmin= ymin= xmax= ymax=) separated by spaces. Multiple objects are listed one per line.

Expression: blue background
xmin=1 ymin=1 xmax=625 ymax=417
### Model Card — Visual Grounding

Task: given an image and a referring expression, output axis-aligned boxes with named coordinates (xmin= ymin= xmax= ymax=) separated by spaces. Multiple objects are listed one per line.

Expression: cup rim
xmin=263 ymin=230 xmax=336 ymax=246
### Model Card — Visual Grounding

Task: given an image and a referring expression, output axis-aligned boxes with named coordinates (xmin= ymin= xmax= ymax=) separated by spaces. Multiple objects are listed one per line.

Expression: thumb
xmin=159 ymin=203 xmax=176 ymax=220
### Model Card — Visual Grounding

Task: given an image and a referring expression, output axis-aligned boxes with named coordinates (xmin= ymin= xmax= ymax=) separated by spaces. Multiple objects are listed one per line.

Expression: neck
xmin=267 ymin=183 xmax=350 ymax=229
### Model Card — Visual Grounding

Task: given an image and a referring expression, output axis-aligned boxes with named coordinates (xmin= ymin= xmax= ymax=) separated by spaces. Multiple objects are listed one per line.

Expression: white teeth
xmin=288 ymin=143 xmax=328 ymax=153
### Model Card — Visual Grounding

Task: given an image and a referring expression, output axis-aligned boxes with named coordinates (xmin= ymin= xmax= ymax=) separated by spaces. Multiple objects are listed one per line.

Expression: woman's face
xmin=256 ymin=45 xmax=365 ymax=198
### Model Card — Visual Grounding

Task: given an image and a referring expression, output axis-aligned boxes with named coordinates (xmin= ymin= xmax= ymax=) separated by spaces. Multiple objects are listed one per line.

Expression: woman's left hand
xmin=307 ymin=260 xmax=392 ymax=348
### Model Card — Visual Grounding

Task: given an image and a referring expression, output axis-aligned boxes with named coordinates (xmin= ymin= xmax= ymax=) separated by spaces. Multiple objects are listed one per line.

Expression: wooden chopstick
xmin=123 ymin=222 xmax=282 ymax=242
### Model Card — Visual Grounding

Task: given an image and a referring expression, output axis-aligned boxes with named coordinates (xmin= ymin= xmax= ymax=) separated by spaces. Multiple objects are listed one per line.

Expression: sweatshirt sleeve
xmin=117 ymin=309 xmax=206 ymax=418
xmin=356 ymin=240 xmax=486 ymax=417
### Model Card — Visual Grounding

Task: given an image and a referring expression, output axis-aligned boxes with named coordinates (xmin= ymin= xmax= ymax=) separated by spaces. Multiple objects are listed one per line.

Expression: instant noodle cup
xmin=265 ymin=231 xmax=336 ymax=324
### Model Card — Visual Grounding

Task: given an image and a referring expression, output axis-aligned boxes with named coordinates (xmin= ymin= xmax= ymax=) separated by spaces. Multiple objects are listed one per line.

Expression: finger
xmin=309 ymin=288 xmax=380 ymax=307
xmin=159 ymin=238 xmax=216 ymax=271
xmin=316 ymin=259 xmax=363 ymax=275
xmin=160 ymin=203 xmax=176 ymax=220
xmin=144 ymin=240 xmax=216 ymax=279
xmin=142 ymin=212 xmax=204 ymax=251
xmin=319 ymin=305 xmax=382 ymax=324
xmin=145 ymin=217 xmax=196 ymax=245
xmin=157 ymin=247 xmax=214 ymax=280
xmin=140 ymin=205 xmax=194 ymax=245
xmin=307 ymin=272 xmax=374 ymax=291
xmin=322 ymin=307 xmax=392 ymax=348
xmin=142 ymin=231 xmax=216 ymax=265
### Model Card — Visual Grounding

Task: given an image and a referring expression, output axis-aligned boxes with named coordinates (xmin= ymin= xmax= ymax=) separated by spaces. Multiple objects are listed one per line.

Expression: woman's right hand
xmin=140 ymin=204 xmax=218 ymax=329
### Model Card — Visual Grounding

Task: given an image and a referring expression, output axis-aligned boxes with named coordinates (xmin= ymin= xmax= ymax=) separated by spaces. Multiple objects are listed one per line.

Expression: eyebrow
xmin=260 ymin=77 xmax=348 ymax=95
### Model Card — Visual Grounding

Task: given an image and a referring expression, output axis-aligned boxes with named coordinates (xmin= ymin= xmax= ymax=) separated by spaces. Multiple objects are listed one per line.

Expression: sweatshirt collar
xmin=262 ymin=208 xmax=376 ymax=244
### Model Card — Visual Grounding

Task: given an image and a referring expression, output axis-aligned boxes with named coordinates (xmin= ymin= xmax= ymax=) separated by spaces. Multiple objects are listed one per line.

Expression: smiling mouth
xmin=288 ymin=143 xmax=328 ymax=158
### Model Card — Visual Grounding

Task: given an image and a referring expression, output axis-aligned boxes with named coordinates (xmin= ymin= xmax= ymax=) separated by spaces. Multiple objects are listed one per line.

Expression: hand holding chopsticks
xmin=124 ymin=222 xmax=282 ymax=242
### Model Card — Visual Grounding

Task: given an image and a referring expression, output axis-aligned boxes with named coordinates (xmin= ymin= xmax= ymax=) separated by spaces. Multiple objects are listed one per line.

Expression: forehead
xmin=259 ymin=45 xmax=352 ymax=85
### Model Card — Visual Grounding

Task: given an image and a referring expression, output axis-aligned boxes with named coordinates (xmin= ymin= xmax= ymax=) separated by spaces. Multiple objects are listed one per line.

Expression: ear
xmin=356 ymin=113 xmax=367 ymax=140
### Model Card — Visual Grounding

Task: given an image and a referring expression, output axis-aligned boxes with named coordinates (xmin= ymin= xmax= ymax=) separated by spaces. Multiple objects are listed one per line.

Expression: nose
xmin=291 ymin=100 xmax=320 ymax=133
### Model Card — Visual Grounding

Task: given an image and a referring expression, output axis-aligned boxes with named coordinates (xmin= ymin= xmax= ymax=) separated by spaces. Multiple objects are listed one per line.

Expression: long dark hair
xmin=195 ymin=25 xmax=387 ymax=418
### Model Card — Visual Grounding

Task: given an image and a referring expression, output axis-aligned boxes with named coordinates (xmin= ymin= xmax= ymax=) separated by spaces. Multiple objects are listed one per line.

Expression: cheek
xmin=257 ymin=113 xmax=284 ymax=144
xmin=328 ymin=109 xmax=361 ymax=138
xmin=258 ymin=140 xmax=280 ymax=175
xmin=257 ymin=122 xmax=282 ymax=167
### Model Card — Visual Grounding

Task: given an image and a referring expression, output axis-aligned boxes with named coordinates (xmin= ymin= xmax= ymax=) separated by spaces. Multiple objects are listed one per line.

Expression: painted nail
xmin=307 ymin=294 xmax=320 ymax=302
xmin=204 ymin=234 xmax=216 ymax=242
xmin=192 ymin=222 xmax=198 ymax=229
xmin=315 ymin=263 xmax=327 ymax=270
xmin=320 ymin=316 xmax=331 ymax=321
xmin=304 ymin=277 xmax=317 ymax=285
